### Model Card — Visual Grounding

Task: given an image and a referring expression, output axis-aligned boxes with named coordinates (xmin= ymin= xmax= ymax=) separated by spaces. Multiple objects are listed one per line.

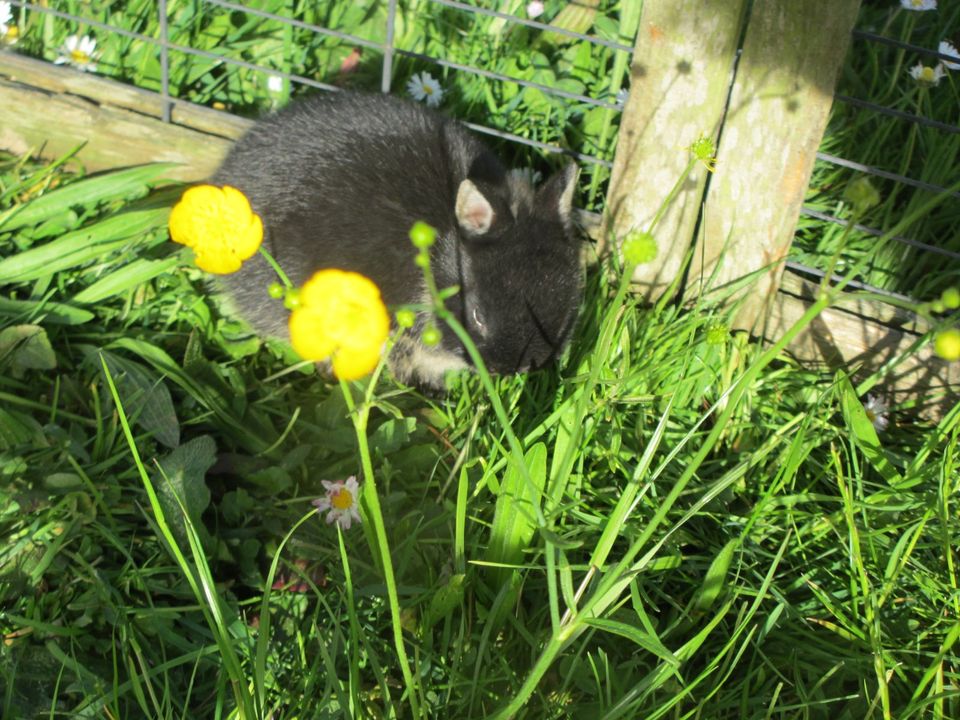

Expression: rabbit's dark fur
xmin=214 ymin=91 xmax=582 ymax=388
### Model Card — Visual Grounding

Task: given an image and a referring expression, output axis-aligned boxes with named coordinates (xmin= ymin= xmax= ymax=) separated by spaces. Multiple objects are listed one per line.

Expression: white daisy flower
xmin=0 ymin=1 xmax=18 ymax=45
xmin=526 ymin=1 xmax=545 ymax=19
xmin=900 ymin=0 xmax=937 ymax=10
xmin=862 ymin=396 xmax=889 ymax=432
xmin=407 ymin=71 xmax=444 ymax=108
xmin=54 ymin=35 xmax=100 ymax=73
xmin=312 ymin=476 xmax=361 ymax=530
xmin=939 ymin=40 xmax=960 ymax=71
xmin=909 ymin=62 xmax=945 ymax=86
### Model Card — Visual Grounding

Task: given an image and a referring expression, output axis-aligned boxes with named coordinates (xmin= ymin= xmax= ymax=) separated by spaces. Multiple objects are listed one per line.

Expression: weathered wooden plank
xmin=0 ymin=51 xmax=246 ymax=181
xmin=688 ymin=0 xmax=862 ymax=332
xmin=770 ymin=278 xmax=958 ymax=418
xmin=0 ymin=75 xmax=232 ymax=180
xmin=602 ymin=0 xmax=748 ymax=298
xmin=778 ymin=271 xmax=928 ymax=334
xmin=0 ymin=51 xmax=250 ymax=139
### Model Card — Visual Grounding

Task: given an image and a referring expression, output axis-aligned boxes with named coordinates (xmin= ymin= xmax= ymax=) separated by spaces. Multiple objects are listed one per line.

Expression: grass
xmin=799 ymin=2 xmax=960 ymax=296
xmin=2 ymin=147 xmax=958 ymax=718
xmin=1 ymin=1 xmax=960 ymax=719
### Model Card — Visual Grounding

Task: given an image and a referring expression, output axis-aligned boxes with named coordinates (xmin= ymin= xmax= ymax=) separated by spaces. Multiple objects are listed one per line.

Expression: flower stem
xmin=339 ymin=377 xmax=422 ymax=719
xmin=258 ymin=247 xmax=293 ymax=288
xmin=646 ymin=156 xmax=698 ymax=235
xmin=419 ymin=260 xmax=544 ymax=525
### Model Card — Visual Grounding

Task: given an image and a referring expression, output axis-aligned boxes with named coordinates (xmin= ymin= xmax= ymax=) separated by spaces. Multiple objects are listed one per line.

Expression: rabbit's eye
xmin=471 ymin=306 xmax=486 ymax=335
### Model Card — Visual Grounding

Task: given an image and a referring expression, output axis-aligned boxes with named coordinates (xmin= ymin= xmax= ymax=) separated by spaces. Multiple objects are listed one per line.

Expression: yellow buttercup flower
xmin=169 ymin=185 xmax=263 ymax=274
xmin=289 ymin=269 xmax=390 ymax=380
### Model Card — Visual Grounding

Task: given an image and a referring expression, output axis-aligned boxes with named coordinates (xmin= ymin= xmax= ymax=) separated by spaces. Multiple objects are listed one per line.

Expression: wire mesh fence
xmin=1 ymin=0 xmax=958 ymax=314
xmin=3 ymin=0 xmax=631 ymax=206
xmin=794 ymin=17 xmax=960 ymax=303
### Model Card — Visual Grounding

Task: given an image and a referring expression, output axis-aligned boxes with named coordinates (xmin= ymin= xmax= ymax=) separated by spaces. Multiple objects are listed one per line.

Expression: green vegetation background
xmin=1 ymin=1 xmax=958 ymax=718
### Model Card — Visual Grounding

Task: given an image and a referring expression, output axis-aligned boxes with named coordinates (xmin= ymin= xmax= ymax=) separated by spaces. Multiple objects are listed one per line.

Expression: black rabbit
xmin=214 ymin=91 xmax=582 ymax=388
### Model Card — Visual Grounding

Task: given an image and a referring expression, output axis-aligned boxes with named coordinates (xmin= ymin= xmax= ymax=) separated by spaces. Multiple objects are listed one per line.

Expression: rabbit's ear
xmin=536 ymin=164 xmax=579 ymax=229
xmin=456 ymin=179 xmax=495 ymax=236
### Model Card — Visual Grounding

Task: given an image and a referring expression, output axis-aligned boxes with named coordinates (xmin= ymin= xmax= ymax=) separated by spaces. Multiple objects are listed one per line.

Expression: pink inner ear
xmin=456 ymin=180 xmax=494 ymax=234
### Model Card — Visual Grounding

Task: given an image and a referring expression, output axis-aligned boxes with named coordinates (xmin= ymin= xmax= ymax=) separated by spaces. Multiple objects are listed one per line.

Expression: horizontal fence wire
xmin=202 ymin=0 xmax=384 ymax=51
xmin=799 ymin=207 xmax=960 ymax=263
xmin=393 ymin=48 xmax=623 ymax=110
xmin=834 ymin=93 xmax=960 ymax=135
xmin=784 ymin=260 xmax=916 ymax=304
xmin=811 ymin=27 xmax=960 ymax=270
xmin=836 ymin=30 xmax=960 ymax=135
xmin=815 ymin=152 xmax=960 ymax=199
xmin=202 ymin=0 xmax=623 ymax=110
xmin=6 ymin=0 xmax=334 ymax=93
xmin=425 ymin=0 xmax=634 ymax=53
xmin=852 ymin=28 xmax=960 ymax=65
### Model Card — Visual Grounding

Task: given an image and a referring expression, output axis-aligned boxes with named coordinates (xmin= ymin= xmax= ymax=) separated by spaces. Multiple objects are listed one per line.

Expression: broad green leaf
xmin=0 ymin=296 xmax=94 ymax=325
xmin=369 ymin=417 xmax=417 ymax=455
xmin=486 ymin=442 xmax=547 ymax=586
xmin=540 ymin=0 xmax=599 ymax=45
xmin=421 ymin=573 xmax=466 ymax=635
xmin=0 ymin=324 xmax=57 ymax=377
xmin=486 ymin=0 xmax=524 ymax=37
xmin=0 ymin=190 xmax=177 ymax=284
xmin=0 ymin=408 xmax=45 ymax=451
xmin=217 ymin=320 xmax=261 ymax=360
xmin=44 ymin=473 xmax=83 ymax=489
xmin=100 ymin=350 xmax=180 ymax=449
xmin=31 ymin=209 xmax=81 ymax=239
xmin=108 ymin=337 xmax=273 ymax=452
xmin=247 ymin=466 xmax=293 ymax=494
xmin=153 ymin=435 xmax=217 ymax=550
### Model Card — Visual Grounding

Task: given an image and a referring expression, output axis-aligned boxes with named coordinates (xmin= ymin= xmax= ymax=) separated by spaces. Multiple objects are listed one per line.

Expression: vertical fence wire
xmin=159 ymin=0 xmax=171 ymax=123
xmin=381 ymin=0 xmax=398 ymax=94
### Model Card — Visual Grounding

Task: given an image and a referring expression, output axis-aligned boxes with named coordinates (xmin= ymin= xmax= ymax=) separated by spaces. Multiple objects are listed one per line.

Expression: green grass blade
xmin=0 ymin=163 xmax=179 ymax=233
xmin=72 ymin=256 xmax=180 ymax=304
xmin=485 ymin=442 xmax=547 ymax=587
xmin=581 ymin=617 xmax=679 ymax=668
xmin=99 ymin=355 xmax=255 ymax=718
xmin=838 ymin=373 xmax=904 ymax=486
xmin=0 ymin=193 xmax=176 ymax=284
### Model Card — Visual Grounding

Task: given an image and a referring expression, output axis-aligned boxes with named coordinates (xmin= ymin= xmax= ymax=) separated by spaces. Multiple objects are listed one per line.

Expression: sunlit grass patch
xmin=1 ymin=1 xmax=960 ymax=717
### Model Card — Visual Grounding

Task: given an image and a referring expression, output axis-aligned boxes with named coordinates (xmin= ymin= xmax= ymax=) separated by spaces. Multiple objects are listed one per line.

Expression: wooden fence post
xmin=602 ymin=0 xmax=748 ymax=298
xmin=686 ymin=0 xmax=862 ymax=332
